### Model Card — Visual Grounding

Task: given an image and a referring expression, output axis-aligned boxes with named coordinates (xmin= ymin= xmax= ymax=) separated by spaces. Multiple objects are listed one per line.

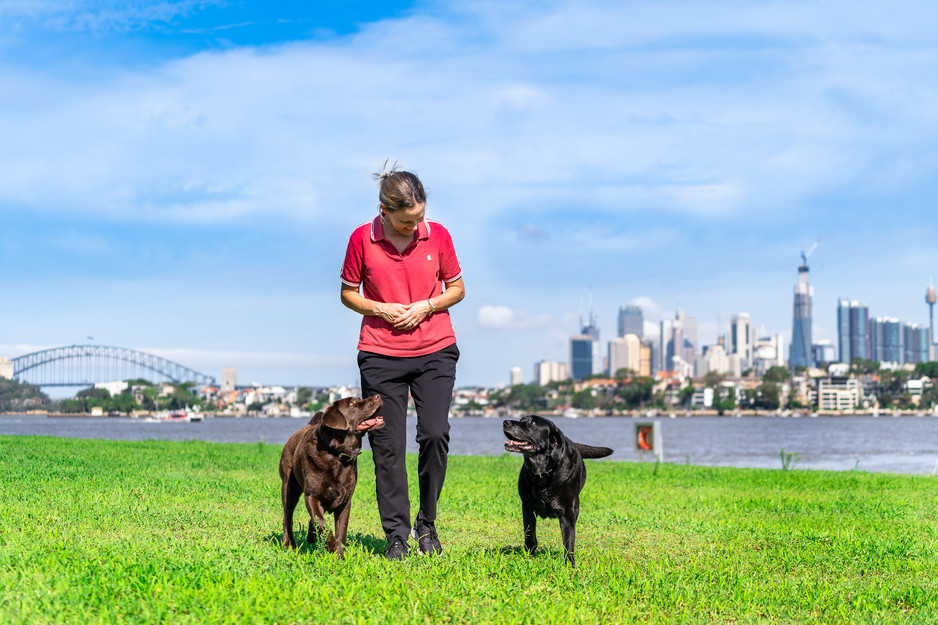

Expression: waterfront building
xmin=812 ymin=340 xmax=836 ymax=366
xmin=837 ymin=299 xmax=870 ymax=363
xmin=95 ymin=380 xmax=128 ymax=396
xmin=817 ymin=376 xmax=861 ymax=412
xmin=789 ymin=253 xmax=815 ymax=369
xmin=904 ymin=323 xmax=929 ymax=364
xmin=617 ymin=305 xmax=643 ymax=339
xmin=870 ymin=317 xmax=903 ymax=364
xmin=534 ymin=359 xmax=569 ymax=385
xmin=730 ymin=313 xmax=756 ymax=369
xmin=690 ymin=387 xmax=714 ymax=408
xmin=221 ymin=367 xmax=237 ymax=392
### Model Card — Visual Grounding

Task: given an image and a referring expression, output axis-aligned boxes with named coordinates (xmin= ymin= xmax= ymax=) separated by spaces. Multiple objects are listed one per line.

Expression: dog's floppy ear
xmin=322 ymin=402 xmax=349 ymax=430
xmin=548 ymin=425 xmax=563 ymax=449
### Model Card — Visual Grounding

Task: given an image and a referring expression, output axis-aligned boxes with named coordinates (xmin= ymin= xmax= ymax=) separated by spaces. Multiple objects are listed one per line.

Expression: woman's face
xmin=382 ymin=202 xmax=425 ymax=237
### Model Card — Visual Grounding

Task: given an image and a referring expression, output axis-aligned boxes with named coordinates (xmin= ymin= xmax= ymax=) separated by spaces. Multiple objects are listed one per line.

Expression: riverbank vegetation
xmin=55 ymin=379 xmax=204 ymax=415
xmin=0 ymin=379 xmax=49 ymax=412
xmin=1 ymin=435 xmax=936 ymax=624
xmin=489 ymin=361 xmax=938 ymax=415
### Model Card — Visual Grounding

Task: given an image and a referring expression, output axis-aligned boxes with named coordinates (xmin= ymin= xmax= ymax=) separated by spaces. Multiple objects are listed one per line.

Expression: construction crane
xmin=801 ymin=239 xmax=820 ymax=266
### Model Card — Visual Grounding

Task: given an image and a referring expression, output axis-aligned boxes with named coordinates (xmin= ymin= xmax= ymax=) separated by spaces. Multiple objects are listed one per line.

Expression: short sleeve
xmin=340 ymin=228 xmax=365 ymax=286
xmin=437 ymin=225 xmax=462 ymax=283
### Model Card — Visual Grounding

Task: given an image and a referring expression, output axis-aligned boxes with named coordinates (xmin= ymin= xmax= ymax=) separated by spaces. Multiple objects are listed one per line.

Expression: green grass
xmin=1 ymin=435 xmax=937 ymax=624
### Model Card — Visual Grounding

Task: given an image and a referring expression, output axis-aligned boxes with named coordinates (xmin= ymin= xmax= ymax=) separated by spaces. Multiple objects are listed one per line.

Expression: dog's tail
xmin=575 ymin=443 xmax=613 ymax=459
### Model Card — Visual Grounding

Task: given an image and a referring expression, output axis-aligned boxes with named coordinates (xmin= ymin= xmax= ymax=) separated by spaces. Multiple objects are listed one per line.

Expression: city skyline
xmin=3 ymin=1 xmax=938 ymax=390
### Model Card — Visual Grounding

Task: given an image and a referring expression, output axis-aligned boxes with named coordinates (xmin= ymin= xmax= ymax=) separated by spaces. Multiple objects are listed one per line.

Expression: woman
xmin=339 ymin=164 xmax=465 ymax=560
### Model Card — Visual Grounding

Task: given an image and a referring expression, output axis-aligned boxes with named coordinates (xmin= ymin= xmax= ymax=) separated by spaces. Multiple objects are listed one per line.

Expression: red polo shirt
xmin=341 ymin=215 xmax=462 ymax=357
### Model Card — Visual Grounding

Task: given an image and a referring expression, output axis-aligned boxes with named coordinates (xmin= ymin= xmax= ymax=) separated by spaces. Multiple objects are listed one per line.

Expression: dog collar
xmin=337 ymin=450 xmax=361 ymax=464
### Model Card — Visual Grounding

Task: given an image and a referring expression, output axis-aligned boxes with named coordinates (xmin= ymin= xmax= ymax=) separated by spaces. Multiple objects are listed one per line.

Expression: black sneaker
xmin=411 ymin=517 xmax=442 ymax=555
xmin=384 ymin=535 xmax=410 ymax=561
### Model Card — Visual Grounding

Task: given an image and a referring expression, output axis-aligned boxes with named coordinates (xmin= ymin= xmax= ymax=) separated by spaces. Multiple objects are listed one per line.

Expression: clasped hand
xmin=377 ymin=301 xmax=432 ymax=330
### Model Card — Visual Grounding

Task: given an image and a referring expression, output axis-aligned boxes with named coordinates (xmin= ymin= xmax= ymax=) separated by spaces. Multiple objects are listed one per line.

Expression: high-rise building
xmin=752 ymin=333 xmax=785 ymax=374
xmin=812 ymin=340 xmax=836 ymax=365
xmin=790 ymin=251 xmax=815 ymax=369
xmin=570 ymin=308 xmax=601 ymax=380
xmin=904 ymin=323 xmax=929 ymax=364
xmin=658 ymin=310 xmax=698 ymax=373
xmin=639 ymin=339 xmax=653 ymax=377
xmin=677 ymin=310 xmax=699 ymax=354
xmin=510 ymin=367 xmax=523 ymax=386
xmin=870 ymin=317 xmax=902 ymax=364
xmin=837 ymin=299 xmax=870 ymax=363
xmin=618 ymin=305 xmax=643 ymax=339
xmin=658 ymin=318 xmax=672 ymax=372
xmin=699 ymin=344 xmax=730 ymax=376
xmin=730 ymin=313 xmax=756 ymax=369
xmin=534 ymin=359 xmax=569 ymax=385
xmin=608 ymin=334 xmax=641 ymax=377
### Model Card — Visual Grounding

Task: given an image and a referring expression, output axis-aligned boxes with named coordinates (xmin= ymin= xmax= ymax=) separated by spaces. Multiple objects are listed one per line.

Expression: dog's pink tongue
xmin=357 ymin=416 xmax=385 ymax=431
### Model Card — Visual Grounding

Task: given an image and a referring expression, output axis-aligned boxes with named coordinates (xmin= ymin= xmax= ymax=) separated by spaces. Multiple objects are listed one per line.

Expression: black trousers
xmin=358 ymin=344 xmax=459 ymax=542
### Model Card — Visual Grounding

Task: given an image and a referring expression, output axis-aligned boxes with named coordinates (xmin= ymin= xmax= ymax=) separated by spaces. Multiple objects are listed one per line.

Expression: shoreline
xmin=4 ymin=409 xmax=938 ymax=418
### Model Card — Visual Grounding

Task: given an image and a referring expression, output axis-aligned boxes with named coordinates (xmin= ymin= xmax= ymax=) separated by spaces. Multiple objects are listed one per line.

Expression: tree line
xmin=482 ymin=362 xmax=938 ymax=414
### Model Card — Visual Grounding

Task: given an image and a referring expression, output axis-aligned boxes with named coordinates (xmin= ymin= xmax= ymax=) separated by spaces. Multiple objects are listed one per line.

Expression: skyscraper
xmin=608 ymin=334 xmax=641 ymax=377
xmin=870 ymin=316 xmax=902 ymax=364
xmin=570 ymin=308 xmax=601 ymax=380
xmin=904 ymin=323 xmax=929 ymax=364
xmin=789 ymin=250 xmax=815 ymax=369
xmin=837 ymin=299 xmax=870 ymax=363
xmin=618 ymin=305 xmax=643 ymax=338
xmin=730 ymin=313 xmax=755 ymax=369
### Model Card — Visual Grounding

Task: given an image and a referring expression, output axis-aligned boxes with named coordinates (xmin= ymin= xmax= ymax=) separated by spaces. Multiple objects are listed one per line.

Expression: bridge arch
xmin=12 ymin=345 xmax=216 ymax=387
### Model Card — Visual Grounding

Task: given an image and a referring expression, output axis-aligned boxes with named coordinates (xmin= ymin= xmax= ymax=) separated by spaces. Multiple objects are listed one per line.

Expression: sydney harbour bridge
xmin=10 ymin=345 xmax=216 ymax=388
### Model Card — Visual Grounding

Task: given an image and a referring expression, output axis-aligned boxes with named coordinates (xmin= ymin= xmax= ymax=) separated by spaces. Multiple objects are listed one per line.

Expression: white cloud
xmin=477 ymin=305 xmax=553 ymax=331
xmin=477 ymin=305 xmax=513 ymax=329
xmin=4 ymin=0 xmax=937 ymax=226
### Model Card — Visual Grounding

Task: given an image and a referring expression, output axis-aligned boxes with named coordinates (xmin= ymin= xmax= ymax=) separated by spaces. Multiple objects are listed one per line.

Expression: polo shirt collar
xmin=370 ymin=214 xmax=431 ymax=242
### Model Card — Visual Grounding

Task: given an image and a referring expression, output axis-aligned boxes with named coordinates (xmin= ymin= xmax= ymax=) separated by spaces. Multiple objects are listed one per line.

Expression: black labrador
xmin=503 ymin=414 xmax=613 ymax=565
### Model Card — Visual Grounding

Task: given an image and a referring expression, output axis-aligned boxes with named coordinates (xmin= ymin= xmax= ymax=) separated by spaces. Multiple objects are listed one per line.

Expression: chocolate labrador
xmin=280 ymin=395 xmax=384 ymax=557
xmin=503 ymin=414 xmax=613 ymax=565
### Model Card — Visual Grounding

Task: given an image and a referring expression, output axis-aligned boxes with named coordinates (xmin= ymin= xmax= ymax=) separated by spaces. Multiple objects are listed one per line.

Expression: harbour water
xmin=2 ymin=413 xmax=938 ymax=475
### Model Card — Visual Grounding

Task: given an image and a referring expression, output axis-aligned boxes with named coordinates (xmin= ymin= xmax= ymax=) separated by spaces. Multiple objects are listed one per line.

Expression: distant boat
xmin=160 ymin=410 xmax=191 ymax=422
xmin=159 ymin=407 xmax=201 ymax=422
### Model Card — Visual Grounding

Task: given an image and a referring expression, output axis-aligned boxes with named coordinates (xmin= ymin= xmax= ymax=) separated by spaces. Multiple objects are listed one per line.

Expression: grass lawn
xmin=0 ymin=435 xmax=936 ymax=624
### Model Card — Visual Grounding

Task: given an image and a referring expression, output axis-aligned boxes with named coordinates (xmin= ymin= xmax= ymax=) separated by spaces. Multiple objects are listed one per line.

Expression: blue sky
xmin=3 ymin=0 xmax=938 ymax=391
